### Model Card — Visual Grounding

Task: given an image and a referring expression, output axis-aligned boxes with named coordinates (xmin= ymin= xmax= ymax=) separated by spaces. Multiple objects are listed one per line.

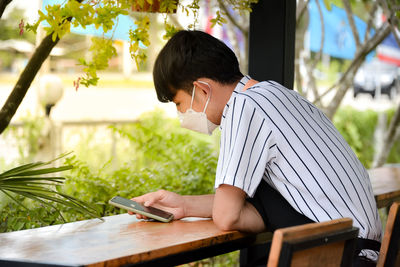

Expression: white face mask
xmin=177 ymin=81 xmax=219 ymax=135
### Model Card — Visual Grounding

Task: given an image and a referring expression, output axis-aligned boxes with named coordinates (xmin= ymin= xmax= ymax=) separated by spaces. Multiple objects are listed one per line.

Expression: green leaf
xmin=0 ymin=162 xmax=45 ymax=178
xmin=0 ymin=154 xmax=103 ymax=224
xmin=323 ymin=0 xmax=332 ymax=10
xmin=1 ymin=166 xmax=72 ymax=178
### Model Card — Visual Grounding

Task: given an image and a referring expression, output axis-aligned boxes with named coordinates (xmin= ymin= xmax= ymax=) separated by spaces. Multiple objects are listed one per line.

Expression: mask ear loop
xmin=197 ymin=81 xmax=212 ymax=113
xmin=190 ymin=85 xmax=196 ymax=109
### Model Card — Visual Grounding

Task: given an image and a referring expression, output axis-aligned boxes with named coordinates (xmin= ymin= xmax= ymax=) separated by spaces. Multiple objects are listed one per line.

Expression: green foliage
xmin=159 ymin=0 xmax=180 ymax=13
xmin=333 ymin=107 xmax=400 ymax=169
xmin=79 ymin=37 xmax=117 ymax=86
xmin=163 ymin=22 xmax=182 ymax=40
xmin=23 ymin=0 xmax=258 ymax=88
xmin=0 ymin=195 xmax=63 ymax=231
xmin=0 ymin=7 xmax=35 ymax=42
xmin=129 ymin=15 xmax=150 ymax=69
xmin=383 ymin=109 xmax=400 ymax=165
xmin=210 ymin=11 xmax=228 ymax=28
xmin=3 ymin=113 xmax=45 ymax=163
xmin=224 ymin=0 xmax=258 ymax=12
xmin=0 ymin=111 xmax=218 ymax=231
xmin=333 ymin=107 xmax=378 ymax=168
xmin=0 ymin=154 xmax=102 ymax=232
xmin=0 ymin=7 xmax=35 ymax=70
xmin=26 ymin=0 xmax=132 ymax=87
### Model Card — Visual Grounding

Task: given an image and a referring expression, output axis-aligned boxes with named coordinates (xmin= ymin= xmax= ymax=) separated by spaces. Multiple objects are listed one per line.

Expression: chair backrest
xmin=377 ymin=202 xmax=400 ymax=267
xmin=267 ymin=218 xmax=359 ymax=267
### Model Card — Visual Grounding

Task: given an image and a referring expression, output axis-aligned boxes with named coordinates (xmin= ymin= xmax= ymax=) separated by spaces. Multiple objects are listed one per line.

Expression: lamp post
xmin=37 ymin=74 xmax=64 ymax=117
xmin=36 ymin=74 xmax=64 ymax=162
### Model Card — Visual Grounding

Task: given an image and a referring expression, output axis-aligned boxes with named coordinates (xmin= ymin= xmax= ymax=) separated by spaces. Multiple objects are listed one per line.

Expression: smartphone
xmin=108 ymin=196 xmax=174 ymax=223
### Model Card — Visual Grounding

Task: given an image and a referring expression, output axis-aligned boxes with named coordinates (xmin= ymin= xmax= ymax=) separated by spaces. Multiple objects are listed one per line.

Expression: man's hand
xmin=130 ymin=190 xmax=186 ymax=220
xmin=130 ymin=191 xmax=215 ymax=220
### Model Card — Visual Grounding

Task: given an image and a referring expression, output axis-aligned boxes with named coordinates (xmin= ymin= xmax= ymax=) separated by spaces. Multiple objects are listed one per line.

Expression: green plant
xmin=0 ymin=111 xmax=219 ymax=231
xmin=61 ymin=111 xmax=219 ymax=217
xmin=333 ymin=107 xmax=400 ymax=169
xmin=333 ymin=107 xmax=378 ymax=168
xmin=0 ymin=154 xmax=102 ymax=232
xmin=3 ymin=113 xmax=45 ymax=164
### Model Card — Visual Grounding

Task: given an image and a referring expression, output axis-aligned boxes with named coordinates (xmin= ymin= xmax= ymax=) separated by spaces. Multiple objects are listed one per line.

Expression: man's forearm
xmin=213 ymin=185 xmax=266 ymax=233
xmin=233 ymin=201 xmax=266 ymax=233
xmin=183 ymin=194 xmax=214 ymax=218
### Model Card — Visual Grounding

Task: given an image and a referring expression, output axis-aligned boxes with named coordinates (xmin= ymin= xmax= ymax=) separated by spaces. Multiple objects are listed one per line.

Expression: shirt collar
xmin=220 ymin=75 xmax=252 ymax=130
xmin=233 ymin=75 xmax=252 ymax=93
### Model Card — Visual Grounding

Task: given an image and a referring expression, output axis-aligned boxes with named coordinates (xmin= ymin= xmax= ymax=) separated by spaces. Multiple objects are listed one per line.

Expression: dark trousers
xmin=240 ymin=180 xmax=378 ymax=267
xmin=240 ymin=179 xmax=314 ymax=266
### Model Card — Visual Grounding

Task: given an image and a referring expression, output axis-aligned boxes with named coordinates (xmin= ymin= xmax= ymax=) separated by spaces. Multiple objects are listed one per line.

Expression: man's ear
xmin=193 ymin=80 xmax=211 ymax=96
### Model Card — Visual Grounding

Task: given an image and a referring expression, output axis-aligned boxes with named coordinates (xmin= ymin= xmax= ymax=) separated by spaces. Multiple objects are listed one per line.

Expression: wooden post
xmin=241 ymin=1 xmax=297 ymax=264
xmin=248 ymin=0 xmax=296 ymax=89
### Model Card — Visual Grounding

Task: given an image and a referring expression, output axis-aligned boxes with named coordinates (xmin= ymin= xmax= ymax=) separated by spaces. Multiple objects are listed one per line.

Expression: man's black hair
xmin=153 ymin=30 xmax=243 ymax=102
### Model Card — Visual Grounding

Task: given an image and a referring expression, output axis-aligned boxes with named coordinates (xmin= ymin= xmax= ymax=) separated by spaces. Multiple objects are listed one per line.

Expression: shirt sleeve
xmin=215 ymin=94 xmax=276 ymax=197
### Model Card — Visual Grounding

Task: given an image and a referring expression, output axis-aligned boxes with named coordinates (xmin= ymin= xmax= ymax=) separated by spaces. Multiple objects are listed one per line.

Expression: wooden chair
xmin=377 ymin=202 xmax=400 ymax=267
xmin=267 ymin=218 xmax=359 ymax=267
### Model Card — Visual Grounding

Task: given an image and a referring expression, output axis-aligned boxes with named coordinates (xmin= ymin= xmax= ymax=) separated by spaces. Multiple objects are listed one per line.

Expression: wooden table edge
xmin=87 ymin=230 xmax=272 ymax=267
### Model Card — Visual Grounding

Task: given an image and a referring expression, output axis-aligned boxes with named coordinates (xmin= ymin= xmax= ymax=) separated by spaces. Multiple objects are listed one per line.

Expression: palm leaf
xmin=0 ymin=162 xmax=45 ymax=178
xmin=0 ymin=154 xmax=104 ymax=225
xmin=0 ymin=177 xmax=65 ymax=184
xmin=0 ymin=166 xmax=73 ymax=178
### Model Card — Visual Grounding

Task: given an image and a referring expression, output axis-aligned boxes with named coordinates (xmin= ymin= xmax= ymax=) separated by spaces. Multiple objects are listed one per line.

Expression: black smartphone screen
xmin=109 ymin=196 xmax=174 ymax=221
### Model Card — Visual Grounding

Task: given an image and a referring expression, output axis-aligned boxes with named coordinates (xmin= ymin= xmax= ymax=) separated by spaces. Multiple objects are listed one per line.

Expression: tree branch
xmin=364 ymin=1 xmax=378 ymax=42
xmin=322 ymin=23 xmax=391 ymax=119
xmin=314 ymin=23 xmax=391 ymax=104
xmin=0 ymin=0 xmax=12 ymax=19
xmin=379 ymin=0 xmax=400 ymax=47
xmin=217 ymin=0 xmax=248 ymax=37
xmin=343 ymin=0 xmax=360 ymax=49
xmin=296 ymin=0 xmax=308 ymax=25
xmin=306 ymin=0 xmax=323 ymax=103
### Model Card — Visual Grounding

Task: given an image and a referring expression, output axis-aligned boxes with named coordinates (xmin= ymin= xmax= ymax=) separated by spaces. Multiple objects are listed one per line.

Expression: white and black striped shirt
xmin=215 ymin=76 xmax=382 ymax=258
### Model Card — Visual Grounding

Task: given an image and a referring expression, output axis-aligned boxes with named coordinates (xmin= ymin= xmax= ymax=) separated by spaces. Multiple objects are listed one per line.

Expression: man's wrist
xmin=182 ymin=194 xmax=214 ymax=218
xmin=182 ymin=195 xmax=189 ymax=218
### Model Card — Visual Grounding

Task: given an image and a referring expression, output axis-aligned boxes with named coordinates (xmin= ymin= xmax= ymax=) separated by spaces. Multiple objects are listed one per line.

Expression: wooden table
xmin=0 ymin=214 xmax=271 ymax=267
xmin=369 ymin=167 xmax=400 ymax=209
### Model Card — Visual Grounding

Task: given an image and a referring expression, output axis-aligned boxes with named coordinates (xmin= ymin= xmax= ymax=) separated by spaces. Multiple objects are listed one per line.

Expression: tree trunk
xmin=371 ymin=0 xmax=400 ymax=167
xmin=0 ymin=0 xmax=12 ymax=19
xmin=323 ymin=62 xmax=359 ymax=119
xmin=373 ymin=104 xmax=400 ymax=167
xmin=307 ymin=0 xmax=324 ymax=103
xmin=343 ymin=0 xmax=360 ymax=48
xmin=0 ymin=0 xmax=83 ymax=135
xmin=0 ymin=33 xmax=60 ymax=134
xmin=217 ymin=0 xmax=249 ymax=73
xmin=294 ymin=0 xmax=308 ymax=95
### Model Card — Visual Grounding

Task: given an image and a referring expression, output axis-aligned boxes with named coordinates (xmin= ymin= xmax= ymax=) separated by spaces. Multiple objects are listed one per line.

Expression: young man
xmin=130 ymin=30 xmax=382 ymax=266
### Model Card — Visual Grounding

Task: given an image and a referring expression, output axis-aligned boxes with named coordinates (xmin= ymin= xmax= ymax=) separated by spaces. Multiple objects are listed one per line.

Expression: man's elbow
xmin=212 ymin=212 xmax=239 ymax=231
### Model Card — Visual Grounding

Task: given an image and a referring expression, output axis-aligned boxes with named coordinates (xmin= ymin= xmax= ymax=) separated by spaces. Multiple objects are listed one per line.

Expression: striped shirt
xmin=215 ymin=75 xmax=382 ymax=258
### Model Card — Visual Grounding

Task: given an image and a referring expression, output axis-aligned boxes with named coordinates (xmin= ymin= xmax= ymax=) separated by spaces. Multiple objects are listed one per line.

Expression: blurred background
xmin=0 ymin=0 xmax=400 ymax=258
xmin=1 ymin=1 xmax=400 ymax=265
